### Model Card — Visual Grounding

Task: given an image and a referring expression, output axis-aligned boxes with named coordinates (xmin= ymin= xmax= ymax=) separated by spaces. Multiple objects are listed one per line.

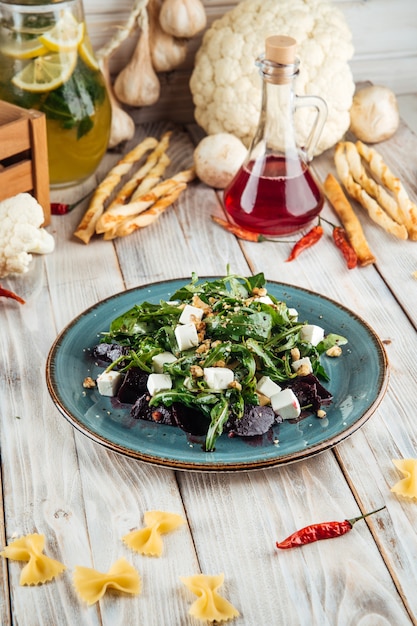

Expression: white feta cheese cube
xmin=288 ymin=308 xmax=298 ymax=321
xmin=256 ymin=375 xmax=282 ymax=399
xmin=179 ymin=304 xmax=204 ymax=325
xmin=147 ymin=373 xmax=172 ymax=396
xmin=203 ymin=367 xmax=234 ymax=390
xmin=300 ymin=324 xmax=324 ymax=346
xmin=96 ymin=370 xmax=122 ymax=397
xmin=271 ymin=389 xmax=301 ymax=420
xmin=291 ymin=356 xmax=313 ymax=374
xmin=256 ymin=295 xmax=273 ymax=305
xmin=175 ymin=323 xmax=199 ymax=351
xmin=152 ymin=351 xmax=177 ymax=373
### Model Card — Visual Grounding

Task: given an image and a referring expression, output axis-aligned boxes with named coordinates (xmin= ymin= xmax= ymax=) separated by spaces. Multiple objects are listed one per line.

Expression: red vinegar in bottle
xmin=223 ymin=35 xmax=327 ymax=236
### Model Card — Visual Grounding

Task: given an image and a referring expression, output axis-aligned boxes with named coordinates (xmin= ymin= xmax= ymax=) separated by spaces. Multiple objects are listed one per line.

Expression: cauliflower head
xmin=0 ymin=193 xmax=55 ymax=278
xmin=190 ymin=0 xmax=355 ymax=155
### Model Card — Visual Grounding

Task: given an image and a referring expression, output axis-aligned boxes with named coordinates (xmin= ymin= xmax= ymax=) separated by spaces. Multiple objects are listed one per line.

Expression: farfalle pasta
xmin=391 ymin=458 xmax=417 ymax=499
xmin=180 ymin=573 xmax=240 ymax=623
xmin=73 ymin=557 xmax=141 ymax=605
xmin=123 ymin=510 xmax=185 ymax=557
xmin=0 ymin=533 xmax=66 ymax=585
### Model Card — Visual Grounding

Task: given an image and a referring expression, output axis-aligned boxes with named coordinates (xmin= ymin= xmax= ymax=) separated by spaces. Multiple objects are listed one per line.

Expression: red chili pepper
xmin=211 ymin=215 xmax=266 ymax=242
xmin=0 ymin=285 xmax=25 ymax=304
xmin=276 ymin=505 xmax=385 ymax=549
xmin=51 ymin=191 xmax=92 ymax=215
xmin=332 ymin=226 xmax=358 ymax=269
xmin=285 ymin=224 xmax=324 ymax=262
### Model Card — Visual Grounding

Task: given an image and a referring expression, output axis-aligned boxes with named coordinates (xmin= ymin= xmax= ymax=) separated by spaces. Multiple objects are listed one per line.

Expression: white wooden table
xmin=1 ymin=116 xmax=417 ymax=625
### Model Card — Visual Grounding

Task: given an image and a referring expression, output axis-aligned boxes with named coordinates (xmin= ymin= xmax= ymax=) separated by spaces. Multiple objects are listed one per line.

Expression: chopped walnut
xmin=196 ymin=343 xmax=209 ymax=354
xmin=190 ymin=365 xmax=204 ymax=378
xmin=326 ymin=345 xmax=342 ymax=358
xmin=252 ymin=287 xmax=267 ymax=297
xmin=296 ymin=364 xmax=311 ymax=377
xmin=213 ymin=360 xmax=226 ymax=368
xmin=228 ymin=380 xmax=242 ymax=391
xmin=291 ymin=347 xmax=300 ymax=362
xmin=191 ymin=295 xmax=212 ymax=315
xmin=83 ymin=377 xmax=96 ymax=389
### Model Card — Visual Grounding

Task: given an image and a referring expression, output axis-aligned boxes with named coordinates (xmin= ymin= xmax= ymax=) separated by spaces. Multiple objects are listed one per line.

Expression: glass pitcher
xmin=223 ymin=35 xmax=328 ymax=236
xmin=0 ymin=0 xmax=111 ymax=187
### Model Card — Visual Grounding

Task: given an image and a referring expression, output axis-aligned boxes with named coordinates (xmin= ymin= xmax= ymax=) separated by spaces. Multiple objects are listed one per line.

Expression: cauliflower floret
xmin=190 ymin=0 xmax=355 ymax=155
xmin=0 ymin=193 xmax=55 ymax=278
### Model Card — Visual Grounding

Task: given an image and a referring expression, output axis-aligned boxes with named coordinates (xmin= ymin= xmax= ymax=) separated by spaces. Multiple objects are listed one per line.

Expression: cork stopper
xmin=265 ymin=35 xmax=297 ymax=65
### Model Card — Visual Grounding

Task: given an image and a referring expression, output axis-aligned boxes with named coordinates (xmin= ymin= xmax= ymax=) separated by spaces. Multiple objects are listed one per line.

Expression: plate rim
xmin=46 ymin=277 xmax=390 ymax=472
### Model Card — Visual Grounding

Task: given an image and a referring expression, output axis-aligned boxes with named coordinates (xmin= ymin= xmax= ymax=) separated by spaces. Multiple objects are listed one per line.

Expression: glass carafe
xmin=223 ymin=35 xmax=328 ymax=236
xmin=0 ymin=0 xmax=111 ymax=187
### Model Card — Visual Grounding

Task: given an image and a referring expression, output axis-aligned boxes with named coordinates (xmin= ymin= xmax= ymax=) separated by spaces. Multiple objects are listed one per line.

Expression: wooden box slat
xmin=0 ymin=101 xmax=50 ymax=225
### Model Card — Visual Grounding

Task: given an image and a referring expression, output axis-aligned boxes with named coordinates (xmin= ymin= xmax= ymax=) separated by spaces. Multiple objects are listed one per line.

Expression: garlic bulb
xmin=98 ymin=57 xmax=135 ymax=148
xmin=114 ymin=11 xmax=161 ymax=107
xmin=349 ymin=85 xmax=400 ymax=143
xmin=159 ymin=0 xmax=207 ymax=39
xmin=148 ymin=0 xmax=188 ymax=72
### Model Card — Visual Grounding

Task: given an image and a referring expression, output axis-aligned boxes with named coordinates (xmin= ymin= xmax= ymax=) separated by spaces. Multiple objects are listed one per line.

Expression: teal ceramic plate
xmin=46 ymin=279 xmax=389 ymax=471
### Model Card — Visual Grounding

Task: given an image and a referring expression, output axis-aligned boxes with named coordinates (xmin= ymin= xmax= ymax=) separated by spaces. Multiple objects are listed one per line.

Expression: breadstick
xmin=102 ymin=154 xmax=171 ymax=240
xmin=324 ymin=173 xmax=376 ymax=266
xmin=355 ymin=141 xmax=417 ymax=239
xmin=334 ymin=143 xmax=408 ymax=240
xmin=73 ymin=136 xmax=158 ymax=243
xmin=343 ymin=141 xmax=403 ymax=226
xmin=114 ymin=183 xmax=187 ymax=237
xmin=96 ymin=168 xmax=195 ymax=234
xmin=105 ymin=131 xmax=172 ymax=209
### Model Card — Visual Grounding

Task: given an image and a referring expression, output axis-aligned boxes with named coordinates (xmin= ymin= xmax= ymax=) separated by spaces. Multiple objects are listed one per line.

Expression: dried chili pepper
xmin=285 ymin=224 xmax=324 ymax=262
xmin=276 ymin=505 xmax=385 ymax=549
xmin=51 ymin=191 xmax=92 ymax=215
xmin=332 ymin=226 xmax=358 ymax=269
xmin=0 ymin=285 xmax=25 ymax=304
xmin=211 ymin=215 xmax=266 ymax=242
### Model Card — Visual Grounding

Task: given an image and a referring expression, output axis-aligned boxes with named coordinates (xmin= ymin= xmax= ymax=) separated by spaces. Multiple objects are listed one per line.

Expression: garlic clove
xmin=148 ymin=0 xmax=188 ymax=72
xmin=114 ymin=11 xmax=161 ymax=107
xmin=98 ymin=57 xmax=135 ymax=149
xmin=159 ymin=0 xmax=207 ymax=39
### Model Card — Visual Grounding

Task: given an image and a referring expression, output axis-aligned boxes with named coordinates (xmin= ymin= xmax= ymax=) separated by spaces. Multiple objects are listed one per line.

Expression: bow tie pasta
xmin=73 ymin=557 xmax=141 ymax=605
xmin=391 ymin=459 xmax=417 ymax=499
xmin=123 ymin=510 xmax=185 ymax=557
xmin=0 ymin=533 xmax=66 ymax=585
xmin=180 ymin=573 xmax=240 ymax=622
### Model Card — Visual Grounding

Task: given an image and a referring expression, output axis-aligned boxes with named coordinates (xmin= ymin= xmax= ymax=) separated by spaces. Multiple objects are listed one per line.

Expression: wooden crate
xmin=0 ymin=100 xmax=50 ymax=225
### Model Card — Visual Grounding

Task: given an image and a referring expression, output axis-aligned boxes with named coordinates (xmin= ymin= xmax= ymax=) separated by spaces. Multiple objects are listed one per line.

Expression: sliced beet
xmin=285 ymin=373 xmax=333 ymax=412
xmin=171 ymin=403 xmax=210 ymax=436
xmin=91 ymin=343 xmax=129 ymax=365
xmin=130 ymin=393 xmax=175 ymax=425
xmin=117 ymin=367 xmax=149 ymax=404
xmin=226 ymin=404 xmax=277 ymax=437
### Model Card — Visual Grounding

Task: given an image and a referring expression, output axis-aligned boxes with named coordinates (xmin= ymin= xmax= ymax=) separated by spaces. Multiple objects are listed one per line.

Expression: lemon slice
xmin=0 ymin=38 xmax=49 ymax=60
xmin=39 ymin=12 xmax=84 ymax=53
xmin=78 ymin=40 xmax=99 ymax=71
xmin=11 ymin=51 xmax=77 ymax=92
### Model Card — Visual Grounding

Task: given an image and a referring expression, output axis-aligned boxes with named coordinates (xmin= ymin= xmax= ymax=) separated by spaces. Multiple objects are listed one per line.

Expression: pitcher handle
xmin=295 ymin=94 xmax=328 ymax=162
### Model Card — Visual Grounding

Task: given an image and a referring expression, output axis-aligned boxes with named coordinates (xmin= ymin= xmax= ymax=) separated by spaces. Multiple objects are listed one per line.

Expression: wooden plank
xmin=0 ymin=462 xmax=11 ymax=626
xmin=0 ymin=161 xmax=33 ymax=200
xmin=28 ymin=111 xmax=50 ymax=225
xmin=0 ymin=118 xmax=30 ymax=160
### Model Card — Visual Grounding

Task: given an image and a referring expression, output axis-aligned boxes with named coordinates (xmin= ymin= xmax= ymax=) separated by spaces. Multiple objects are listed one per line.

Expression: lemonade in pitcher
xmin=0 ymin=0 xmax=111 ymax=187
